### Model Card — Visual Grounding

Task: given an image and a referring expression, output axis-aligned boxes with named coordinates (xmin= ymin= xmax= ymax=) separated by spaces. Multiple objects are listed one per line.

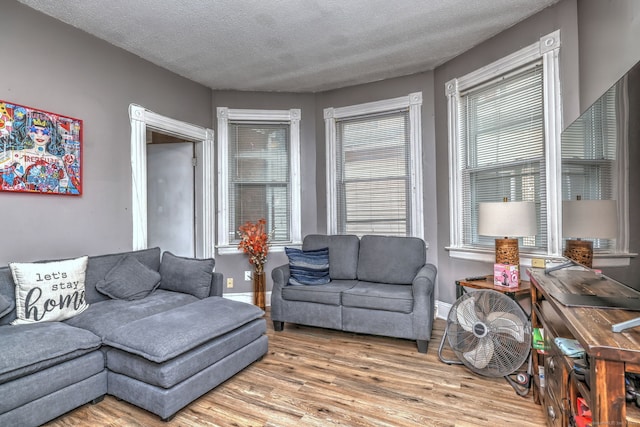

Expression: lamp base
xmin=564 ymin=239 xmax=593 ymax=268
xmin=495 ymin=238 xmax=520 ymax=268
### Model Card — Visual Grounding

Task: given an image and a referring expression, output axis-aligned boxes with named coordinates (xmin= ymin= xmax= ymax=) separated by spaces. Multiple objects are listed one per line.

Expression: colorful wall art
xmin=0 ymin=100 xmax=82 ymax=195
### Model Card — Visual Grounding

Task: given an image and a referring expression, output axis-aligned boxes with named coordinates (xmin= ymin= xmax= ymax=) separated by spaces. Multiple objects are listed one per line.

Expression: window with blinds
xmin=228 ymin=122 xmax=290 ymax=243
xmin=335 ymin=110 xmax=411 ymax=237
xmin=561 ymin=86 xmax=617 ymax=250
xmin=459 ymin=64 xmax=545 ymax=250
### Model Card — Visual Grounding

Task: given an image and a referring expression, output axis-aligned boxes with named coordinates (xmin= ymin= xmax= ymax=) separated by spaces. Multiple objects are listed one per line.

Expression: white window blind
xmin=459 ymin=63 xmax=546 ymax=250
xmin=335 ymin=110 xmax=411 ymax=236
xmin=228 ymin=122 xmax=290 ymax=243
xmin=561 ymin=86 xmax=617 ymax=250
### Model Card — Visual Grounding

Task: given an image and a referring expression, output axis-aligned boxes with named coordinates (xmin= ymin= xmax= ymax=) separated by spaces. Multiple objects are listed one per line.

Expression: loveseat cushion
xmin=0 ymin=322 xmax=101 ymax=384
xmin=96 ymin=254 xmax=161 ymax=300
xmin=64 ymin=289 xmax=198 ymax=339
xmin=341 ymin=282 xmax=414 ymax=313
xmin=281 ymin=280 xmax=357 ymax=305
xmin=303 ymin=234 xmax=360 ymax=280
xmin=159 ymin=251 xmax=215 ymax=299
xmin=103 ymin=297 xmax=264 ymax=363
xmin=357 ymin=235 xmax=426 ymax=284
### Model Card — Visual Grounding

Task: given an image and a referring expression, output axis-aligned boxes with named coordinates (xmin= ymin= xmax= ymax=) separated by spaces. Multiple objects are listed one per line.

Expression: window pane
xmin=336 ymin=111 xmax=410 ymax=237
xmin=228 ymin=123 xmax=290 ymax=242
xmin=460 ymin=64 xmax=546 ymax=250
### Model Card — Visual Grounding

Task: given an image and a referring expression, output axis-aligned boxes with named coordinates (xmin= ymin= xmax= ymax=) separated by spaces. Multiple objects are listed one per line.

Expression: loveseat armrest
xmin=270 ymin=264 xmax=290 ymax=324
xmin=210 ymin=272 xmax=224 ymax=297
xmin=411 ymin=263 xmax=438 ymax=349
xmin=412 ymin=263 xmax=437 ymax=299
xmin=271 ymin=264 xmax=290 ymax=294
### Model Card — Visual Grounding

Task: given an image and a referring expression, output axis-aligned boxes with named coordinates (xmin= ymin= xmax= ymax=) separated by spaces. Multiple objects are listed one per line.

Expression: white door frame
xmin=129 ymin=104 xmax=215 ymax=258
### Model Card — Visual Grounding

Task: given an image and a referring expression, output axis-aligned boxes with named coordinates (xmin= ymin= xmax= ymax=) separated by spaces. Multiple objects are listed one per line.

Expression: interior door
xmin=147 ymin=142 xmax=195 ymax=257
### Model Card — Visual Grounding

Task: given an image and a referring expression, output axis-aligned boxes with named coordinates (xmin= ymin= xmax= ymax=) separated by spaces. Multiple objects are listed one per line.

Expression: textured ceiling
xmin=17 ymin=0 xmax=559 ymax=92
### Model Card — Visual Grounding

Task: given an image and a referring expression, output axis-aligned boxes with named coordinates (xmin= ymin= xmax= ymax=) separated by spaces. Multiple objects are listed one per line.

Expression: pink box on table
xmin=493 ymin=263 xmax=519 ymax=287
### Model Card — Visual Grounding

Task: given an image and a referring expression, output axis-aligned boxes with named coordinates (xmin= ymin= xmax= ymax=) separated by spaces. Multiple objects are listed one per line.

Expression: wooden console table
xmin=529 ymin=268 xmax=640 ymax=426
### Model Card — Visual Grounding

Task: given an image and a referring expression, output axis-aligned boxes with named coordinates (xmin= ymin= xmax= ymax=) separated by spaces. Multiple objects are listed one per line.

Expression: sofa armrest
xmin=210 ymin=272 xmax=224 ymax=297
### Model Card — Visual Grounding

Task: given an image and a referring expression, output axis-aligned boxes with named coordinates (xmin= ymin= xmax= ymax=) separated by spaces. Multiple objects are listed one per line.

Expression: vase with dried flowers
xmin=237 ymin=218 xmax=272 ymax=309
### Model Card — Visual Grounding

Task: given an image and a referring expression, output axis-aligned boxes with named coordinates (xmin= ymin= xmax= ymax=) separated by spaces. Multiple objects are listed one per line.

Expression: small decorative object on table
xmin=238 ymin=218 xmax=272 ymax=310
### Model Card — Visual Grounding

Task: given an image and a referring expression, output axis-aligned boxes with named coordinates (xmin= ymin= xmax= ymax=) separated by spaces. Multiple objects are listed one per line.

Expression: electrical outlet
xmin=531 ymin=258 xmax=546 ymax=268
xmin=244 ymin=271 xmax=252 ymax=281
xmin=226 ymin=278 xmax=234 ymax=288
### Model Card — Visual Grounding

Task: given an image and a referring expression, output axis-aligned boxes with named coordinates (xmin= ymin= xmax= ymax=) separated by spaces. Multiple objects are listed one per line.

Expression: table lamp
xmin=478 ymin=199 xmax=537 ymax=269
xmin=562 ymin=197 xmax=617 ymax=268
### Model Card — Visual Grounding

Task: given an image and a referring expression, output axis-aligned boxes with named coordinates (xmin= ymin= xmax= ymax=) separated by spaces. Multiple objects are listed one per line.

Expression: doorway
xmin=147 ymin=131 xmax=198 ymax=257
xmin=129 ymin=104 xmax=215 ymax=258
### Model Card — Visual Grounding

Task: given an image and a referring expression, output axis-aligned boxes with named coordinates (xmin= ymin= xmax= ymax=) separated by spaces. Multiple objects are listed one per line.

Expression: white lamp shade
xmin=478 ymin=201 xmax=537 ymax=237
xmin=562 ymin=199 xmax=617 ymax=239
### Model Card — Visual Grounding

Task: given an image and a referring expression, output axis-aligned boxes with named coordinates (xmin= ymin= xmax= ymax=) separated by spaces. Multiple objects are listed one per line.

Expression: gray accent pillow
xmin=159 ymin=252 xmax=215 ymax=299
xmin=0 ymin=293 xmax=14 ymax=319
xmin=96 ymin=255 xmax=161 ymax=300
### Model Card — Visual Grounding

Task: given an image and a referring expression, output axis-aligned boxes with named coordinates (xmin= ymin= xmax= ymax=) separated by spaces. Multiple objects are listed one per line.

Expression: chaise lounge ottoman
xmin=103 ymin=297 xmax=268 ymax=421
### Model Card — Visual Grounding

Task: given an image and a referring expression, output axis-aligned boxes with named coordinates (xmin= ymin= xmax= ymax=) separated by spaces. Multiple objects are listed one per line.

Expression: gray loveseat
xmin=0 ymin=247 xmax=268 ymax=426
xmin=271 ymin=234 xmax=437 ymax=353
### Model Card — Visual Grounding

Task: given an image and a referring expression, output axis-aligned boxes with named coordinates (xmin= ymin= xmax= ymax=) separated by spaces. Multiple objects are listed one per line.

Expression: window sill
xmin=446 ymin=246 xmax=636 ymax=268
xmin=216 ymin=242 xmax=302 ymax=256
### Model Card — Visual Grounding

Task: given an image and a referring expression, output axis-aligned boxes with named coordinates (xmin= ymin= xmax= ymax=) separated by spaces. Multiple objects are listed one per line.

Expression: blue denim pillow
xmin=285 ymin=247 xmax=330 ymax=286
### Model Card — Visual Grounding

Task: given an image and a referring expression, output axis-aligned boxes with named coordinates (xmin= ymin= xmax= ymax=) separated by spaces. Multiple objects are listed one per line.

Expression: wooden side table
xmin=456 ymin=275 xmax=531 ymax=300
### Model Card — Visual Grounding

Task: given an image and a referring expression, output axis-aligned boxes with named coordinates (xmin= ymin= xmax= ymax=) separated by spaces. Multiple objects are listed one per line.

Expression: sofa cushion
xmin=96 ymin=255 xmax=161 ymax=300
xmin=357 ymin=235 xmax=426 ymax=284
xmin=106 ymin=318 xmax=266 ymax=389
xmin=103 ymin=297 xmax=264 ymax=363
xmin=342 ymin=282 xmax=414 ymax=313
xmin=285 ymin=247 xmax=330 ymax=286
xmin=64 ymin=289 xmax=198 ymax=339
xmin=281 ymin=280 xmax=357 ymax=305
xmin=0 ymin=322 xmax=101 ymax=384
xmin=159 ymin=252 xmax=214 ymax=299
xmin=0 ymin=293 xmax=13 ymax=319
xmin=10 ymin=256 xmax=89 ymax=325
xmin=303 ymin=234 xmax=360 ymax=280
xmin=85 ymin=247 xmax=162 ymax=304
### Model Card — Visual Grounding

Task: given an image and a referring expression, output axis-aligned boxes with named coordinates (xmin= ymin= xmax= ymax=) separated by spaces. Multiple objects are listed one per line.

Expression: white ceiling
xmin=18 ymin=0 xmax=559 ymax=92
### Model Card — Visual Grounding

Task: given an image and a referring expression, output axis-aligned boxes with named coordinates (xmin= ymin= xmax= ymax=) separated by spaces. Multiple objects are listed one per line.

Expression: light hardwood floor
xmin=45 ymin=314 xmax=546 ymax=426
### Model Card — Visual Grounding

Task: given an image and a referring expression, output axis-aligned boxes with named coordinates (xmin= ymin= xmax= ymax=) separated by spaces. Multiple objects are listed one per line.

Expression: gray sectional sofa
xmin=271 ymin=234 xmax=437 ymax=353
xmin=0 ymin=247 xmax=268 ymax=426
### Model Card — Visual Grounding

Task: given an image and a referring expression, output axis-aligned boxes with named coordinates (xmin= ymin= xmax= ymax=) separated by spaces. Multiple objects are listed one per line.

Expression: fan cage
xmin=446 ymin=290 xmax=531 ymax=377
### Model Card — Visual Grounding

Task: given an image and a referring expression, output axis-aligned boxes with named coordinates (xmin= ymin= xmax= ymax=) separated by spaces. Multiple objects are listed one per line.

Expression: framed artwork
xmin=0 ymin=100 xmax=82 ymax=195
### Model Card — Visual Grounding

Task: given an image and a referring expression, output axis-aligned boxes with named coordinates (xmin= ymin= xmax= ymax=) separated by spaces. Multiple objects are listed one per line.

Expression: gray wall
xmin=0 ymin=2 xmax=212 ymax=264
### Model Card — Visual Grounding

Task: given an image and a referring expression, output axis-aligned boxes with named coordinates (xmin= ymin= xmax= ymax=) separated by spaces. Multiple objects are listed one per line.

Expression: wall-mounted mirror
xmin=560 ymin=60 xmax=639 ymax=276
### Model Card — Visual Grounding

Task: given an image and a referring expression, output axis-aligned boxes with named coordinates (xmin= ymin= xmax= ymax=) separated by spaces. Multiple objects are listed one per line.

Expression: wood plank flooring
xmin=45 ymin=313 xmax=546 ymax=426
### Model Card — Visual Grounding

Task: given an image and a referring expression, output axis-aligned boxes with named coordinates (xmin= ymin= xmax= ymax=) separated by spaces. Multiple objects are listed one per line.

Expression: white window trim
xmin=216 ymin=107 xmax=301 ymax=255
xmin=324 ymin=92 xmax=424 ymax=239
xmin=446 ymin=31 xmax=564 ymax=264
xmin=445 ymin=30 xmax=632 ymax=268
xmin=129 ymin=104 xmax=215 ymax=258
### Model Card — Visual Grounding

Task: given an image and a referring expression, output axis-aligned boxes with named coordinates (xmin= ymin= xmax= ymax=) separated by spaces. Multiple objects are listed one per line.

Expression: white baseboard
xmin=435 ymin=300 xmax=452 ymax=320
xmin=223 ymin=291 xmax=272 ymax=306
